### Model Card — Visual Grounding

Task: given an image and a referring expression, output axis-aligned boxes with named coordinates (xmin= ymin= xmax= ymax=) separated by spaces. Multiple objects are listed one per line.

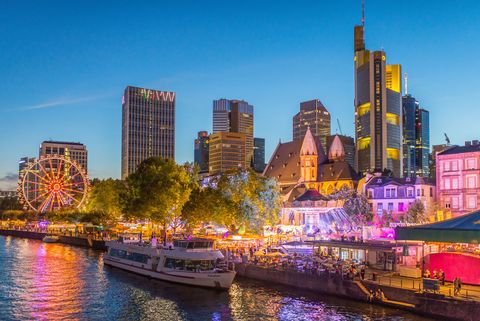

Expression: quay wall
xmin=235 ymin=263 xmax=480 ymax=321
xmin=0 ymin=229 xmax=107 ymax=250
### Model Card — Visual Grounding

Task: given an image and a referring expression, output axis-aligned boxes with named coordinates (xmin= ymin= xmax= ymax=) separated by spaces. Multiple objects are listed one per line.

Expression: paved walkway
xmin=367 ymin=270 xmax=480 ymax=301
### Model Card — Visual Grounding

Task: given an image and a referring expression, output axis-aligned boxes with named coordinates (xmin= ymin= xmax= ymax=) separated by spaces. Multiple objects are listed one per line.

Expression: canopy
xmin=395 ymin=210 xmax=480 ymax=243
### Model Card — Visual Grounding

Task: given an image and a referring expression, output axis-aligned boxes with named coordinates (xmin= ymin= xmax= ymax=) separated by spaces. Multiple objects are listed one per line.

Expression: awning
xmin=395 ymin=210 xmax=480 ymax=243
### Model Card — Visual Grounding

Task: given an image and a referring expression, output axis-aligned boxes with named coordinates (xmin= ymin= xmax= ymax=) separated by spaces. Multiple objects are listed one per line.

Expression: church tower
xmin=300 ymin=128 xmax=318 ymax=185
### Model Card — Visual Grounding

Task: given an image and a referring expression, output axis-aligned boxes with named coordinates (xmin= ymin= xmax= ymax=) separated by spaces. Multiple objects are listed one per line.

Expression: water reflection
xmin=0 ymin=236 xmax=433 ymax=321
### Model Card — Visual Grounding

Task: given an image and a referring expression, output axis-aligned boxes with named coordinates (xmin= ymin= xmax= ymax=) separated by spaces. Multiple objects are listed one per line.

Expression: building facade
xmin=293 ymin=99 xmax=331 ymax=147
xmin=354 ymin=24 xmax=402 ymax=177
xmin=194 ymin=131 xmax=209 ymax=174
xmin=212 ymin=99 xmax=254 ymax=166
xmin=264 ymin=129 xmax=358 ymax=200
xmin=39 ymin=141 xmax=88 ymax=172
xmin=436 ymin=141 xmax=480 ymax=218
xmin=363 ymin=174 xmax=435 ymax=220
xmin=253 ymin=137 xmax=266 ymax=173
xmin=402 ymin=94 xmax=430 ymax=178
xmin=121 ymin=86 xmax=175 ymax=179
xmin=208 ymin=132 xmax=246 ymax=175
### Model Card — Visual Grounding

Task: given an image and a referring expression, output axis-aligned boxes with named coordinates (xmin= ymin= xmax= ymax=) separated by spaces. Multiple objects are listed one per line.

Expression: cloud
xmin=17 ymin=95 xmax=106 ymax=111
xmin=0 ymin=173 xmax=18 ymax=191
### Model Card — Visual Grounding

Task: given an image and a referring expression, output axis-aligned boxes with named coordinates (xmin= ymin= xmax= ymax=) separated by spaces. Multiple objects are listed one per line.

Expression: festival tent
xmin=395 ymin=210 xmax=480 ymax=243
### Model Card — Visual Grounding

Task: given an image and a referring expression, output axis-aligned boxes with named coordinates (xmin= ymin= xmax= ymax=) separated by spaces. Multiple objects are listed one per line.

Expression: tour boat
xmin=42 ymin=235 xmax=60 ymax=243
xmin=104 ymin=237 xmax=236 ymax=289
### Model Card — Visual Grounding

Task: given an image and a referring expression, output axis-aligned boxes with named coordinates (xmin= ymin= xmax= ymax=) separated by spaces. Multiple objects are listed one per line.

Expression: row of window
xmin=108 ymin=248 xmax=149 ymax=264
xmin=443 ymin=158 xmax=478 ymax=171
xmin=367 ymin=187 xmax=433 ymax=198
xmin=164 ymin=258 xmax=216 ymax=271
xmin=443 ymin=175 xmax=477 ymax=189
xmin=376 ymin=201 xmax=414 ymax=213
xmin=445 ymin=195 xmax=477 ymax=209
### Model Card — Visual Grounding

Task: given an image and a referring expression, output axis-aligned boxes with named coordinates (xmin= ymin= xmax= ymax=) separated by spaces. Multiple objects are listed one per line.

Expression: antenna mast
xmin=404 ymin=73 xmax=408 ymax=95
xmin=362 ymin=0 xmax=365 ymax=26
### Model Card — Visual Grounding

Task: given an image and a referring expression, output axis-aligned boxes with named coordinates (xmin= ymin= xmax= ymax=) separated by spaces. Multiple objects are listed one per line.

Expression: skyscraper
xmin=354 ymin=22 xmax=402 ymax=177
xmin=416 ymin=107 xmax=430 ymax=177
xmin=39 ymin=141 xmax=88 ymax=172
xmin=208 ymin=132 xmax=246 ymax=175
xmin=121 ymin=86 xmax=175 ymax=179
xmin=212 ymin=99 xmax=254 ymax=165
xmin=402 ymin=94 xmax=430 ymax=177
xmin=253 ymin=137 xmax=266 ymax=173
xmin=293 ymin=99 xmax=331 ymax=147
xmin=194 ymin=131 xmax=209 ymax=174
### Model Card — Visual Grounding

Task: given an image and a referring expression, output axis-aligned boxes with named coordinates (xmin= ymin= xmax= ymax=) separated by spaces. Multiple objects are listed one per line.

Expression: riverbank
xmin=235 ymin=263 xmax=480 ymax=321
xmin=0 ymin=229 xmax=107 ymax=250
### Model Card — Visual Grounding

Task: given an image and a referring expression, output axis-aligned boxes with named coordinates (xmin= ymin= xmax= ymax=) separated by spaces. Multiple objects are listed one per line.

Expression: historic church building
xmin=263 ymin=128 xmax=359 ymax=201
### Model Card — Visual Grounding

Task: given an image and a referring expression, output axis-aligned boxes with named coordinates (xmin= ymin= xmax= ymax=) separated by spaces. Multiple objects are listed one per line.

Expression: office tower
xmin=354 ymin=22 xmax=402 ymax=177
xmin=208 ymin=132 xmax=246 ymax=175
xmin=415 ymin=107 xmax=430 ymax=177
xmin=327 ymin=135 xmax=355 ymax=169
xmin=212 ymin=99 xmax=254 ymax=165
xmin=402 ymin=94 xmax=418 ymax=177
xmin=402 ymin=94 xmax=430 ymax=177
xmin=253 ymin=137 xmax=266 ymax=173
xmin=293 ymin=99 xmax=331 ymax=147
xmin=194 ymin=131 xmax=209 ymax=174
xmin=121 ymin=86 xmax=175 ymax=179
xmin=39 ymin=141 xmax=88 ymax=172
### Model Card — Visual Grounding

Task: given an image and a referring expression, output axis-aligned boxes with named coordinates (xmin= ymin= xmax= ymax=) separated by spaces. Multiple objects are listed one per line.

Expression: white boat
xmin=104 ymin=237 xmax=236 ymax=289
xmin=42 ymin=235 xmax=60 ymax=243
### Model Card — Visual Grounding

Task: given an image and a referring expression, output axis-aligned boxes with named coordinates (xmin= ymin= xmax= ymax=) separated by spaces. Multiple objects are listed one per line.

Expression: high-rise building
xmin=212 ymin=99 xmax=254 ymax=165
xmin=253 ymin=137 xmax=266 ymax=173
xmin=18 ymin=157 xmax=37 ymax=203
xmin=194 ymin=131 xmax=209 ymax=174
xmin=402 ymin=94 xmax=418 ymax=178
xmin=293 ymin=99 xmax=331 ymax=147
xmin=354 ymin=23 xmax=402 ymax=177
xmin=416 ymin=107 xmax=430 ymax=177
xmin=39 ymin=141 xmax=88 ymax=172
xmin=121 ymin=86 xmax=175 ymax=179
xmin=402 ymin=94 xmax=430 ymax=177
xmin=327 ymin=135 xmax=355 ymax=169
xmin=208 ymin=132 xmax=246 ymax=175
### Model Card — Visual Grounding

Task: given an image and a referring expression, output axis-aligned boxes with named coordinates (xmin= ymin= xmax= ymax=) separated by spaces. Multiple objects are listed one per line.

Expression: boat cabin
xmin=173 ymin=239 xmax=214 ymax=250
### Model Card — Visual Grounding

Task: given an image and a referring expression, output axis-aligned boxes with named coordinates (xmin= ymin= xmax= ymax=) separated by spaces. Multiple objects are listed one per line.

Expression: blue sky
xmin=1 ymin=0 xmax=480 ymax=189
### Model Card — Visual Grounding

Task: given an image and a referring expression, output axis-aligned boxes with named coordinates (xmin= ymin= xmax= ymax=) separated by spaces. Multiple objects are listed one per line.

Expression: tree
xmin=126 ymin=157 xmax=193 ymax=235
xmin=343 ymin=191 xmax=373 ymax=225
xmin=403 ymin=199 xmax=427 ymax=224
xmin=215 ymin=168 xmax=282 ymax=233
xmin=85 ymin=179 xmax=126 ymax=222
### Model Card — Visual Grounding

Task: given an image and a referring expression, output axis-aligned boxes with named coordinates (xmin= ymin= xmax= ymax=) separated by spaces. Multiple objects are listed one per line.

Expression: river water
xmin=0 ymin=236 xmax=433 ymax=321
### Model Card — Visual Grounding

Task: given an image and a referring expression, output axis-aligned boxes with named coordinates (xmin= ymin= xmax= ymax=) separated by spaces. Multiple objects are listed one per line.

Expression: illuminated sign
xmin=138 ymin=88 xmax=175 ymax=103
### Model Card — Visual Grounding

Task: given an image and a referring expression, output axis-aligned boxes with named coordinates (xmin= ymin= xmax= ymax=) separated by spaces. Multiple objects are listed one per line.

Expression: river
xmin=0 ymin=236 xmax=434 ymax=321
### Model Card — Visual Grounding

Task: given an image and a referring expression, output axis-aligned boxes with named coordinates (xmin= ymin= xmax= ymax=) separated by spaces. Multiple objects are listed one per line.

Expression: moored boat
xmin=104 ymin=237 xmax=236 ymax=289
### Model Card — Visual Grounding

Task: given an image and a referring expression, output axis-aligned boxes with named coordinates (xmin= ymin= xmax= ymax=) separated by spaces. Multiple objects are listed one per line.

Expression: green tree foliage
xmin=214 ymin=168 xmax=282 ymax=233
xmin=0 ymin=196 xmax=22 ymax=212
xmin=126 ymin=157 xmax=193 ymax=231
xmin=85 ymin=179 xmax=127 ymax=222
xmin=403 ymin=199 xmax=427 ymax=224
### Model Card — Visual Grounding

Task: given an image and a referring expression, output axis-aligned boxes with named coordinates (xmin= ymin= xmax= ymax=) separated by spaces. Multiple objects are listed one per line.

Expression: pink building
xmin=436 ymin=141 xmax=480 ymax=218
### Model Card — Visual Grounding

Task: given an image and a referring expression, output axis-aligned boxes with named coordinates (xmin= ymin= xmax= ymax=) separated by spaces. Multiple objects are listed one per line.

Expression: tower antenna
xmin=404 ymin=73 xmax=408 ymax=95
xmin=362 ymin=0 xmax=365 ymax=26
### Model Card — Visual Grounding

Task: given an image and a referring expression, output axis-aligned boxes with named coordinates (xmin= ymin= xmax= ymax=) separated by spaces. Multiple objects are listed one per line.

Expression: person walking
xmin=453 ymin=277 xmax=459 ymax=295
xmin=440 ymin=269 xmax=445 ymax=285
xmin=360 ymin=266 xmax=366 ymax=280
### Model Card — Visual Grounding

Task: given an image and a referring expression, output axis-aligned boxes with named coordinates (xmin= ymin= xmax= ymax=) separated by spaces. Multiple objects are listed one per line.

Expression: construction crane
xmin=337 ymin=119 xmax=343 ymax=135
xmin=444 ymin=133 xmax=451 ymax=145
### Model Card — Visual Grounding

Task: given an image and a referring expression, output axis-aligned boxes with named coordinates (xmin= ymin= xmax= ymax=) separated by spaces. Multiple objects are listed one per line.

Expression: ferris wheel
xmin=18 ymin=155 xmax=89 ymax=213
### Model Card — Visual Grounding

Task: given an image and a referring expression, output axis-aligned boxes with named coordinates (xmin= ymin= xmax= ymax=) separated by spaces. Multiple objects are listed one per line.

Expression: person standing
xmin=440 ymin=269 xmax=445 ymax=285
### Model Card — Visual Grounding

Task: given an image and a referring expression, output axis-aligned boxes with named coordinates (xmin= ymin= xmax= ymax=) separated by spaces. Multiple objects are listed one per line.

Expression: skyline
xmin=1 ymin=1 xmax=480 ymax=190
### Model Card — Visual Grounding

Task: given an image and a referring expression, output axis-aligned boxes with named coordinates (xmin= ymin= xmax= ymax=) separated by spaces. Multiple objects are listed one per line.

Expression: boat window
xmin=109 ymin=248 xmax=149 ymax=264
xmin=164 ymin=258 xmax=216 ymax=271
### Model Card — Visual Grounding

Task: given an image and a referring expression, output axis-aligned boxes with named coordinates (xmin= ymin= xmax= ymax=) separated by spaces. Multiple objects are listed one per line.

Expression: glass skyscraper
xmin=121 ymin=86 xmax=175 ymax=179
xmin=253 ymin=137 xmax=266 ymax=173
xmin=194 ymin=131 xmax=209 ymax=174
xmin=402 ymin=94 xmax=430 ymax=177
xmin=293 ymin=99 xmax=331 ymax=148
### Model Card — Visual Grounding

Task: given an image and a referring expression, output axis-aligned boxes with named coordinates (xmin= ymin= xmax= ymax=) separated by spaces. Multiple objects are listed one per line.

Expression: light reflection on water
xmin=0 ymin=236 xmax=433 ymax=321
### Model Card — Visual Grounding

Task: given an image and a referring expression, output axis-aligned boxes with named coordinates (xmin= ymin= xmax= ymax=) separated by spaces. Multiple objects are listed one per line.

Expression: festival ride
xmin=104 ymin=236 xmax=236 ymax=289
xmin=18 ymin=155 xmax=89 ymax=213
